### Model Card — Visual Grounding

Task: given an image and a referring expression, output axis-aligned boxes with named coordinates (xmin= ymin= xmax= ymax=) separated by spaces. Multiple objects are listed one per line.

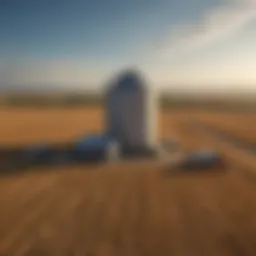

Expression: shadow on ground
xmin=0 ymin=145 xmax=104 ymax=177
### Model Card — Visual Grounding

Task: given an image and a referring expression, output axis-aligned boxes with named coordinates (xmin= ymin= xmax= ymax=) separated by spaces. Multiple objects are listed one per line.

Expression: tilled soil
xmin=0 ymin=108 xmax=255 ymax=256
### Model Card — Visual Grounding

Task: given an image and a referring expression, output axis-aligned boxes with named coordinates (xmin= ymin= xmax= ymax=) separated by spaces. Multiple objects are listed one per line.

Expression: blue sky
xmin=0 ymin=0 xmax=255 ymax=94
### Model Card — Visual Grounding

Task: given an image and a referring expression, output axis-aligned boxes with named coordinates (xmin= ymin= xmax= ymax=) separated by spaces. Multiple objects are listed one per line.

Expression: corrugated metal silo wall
xmin=105 ymin=88 xmax=119 ymax=137
xmin=145 ymin=87 xmax=158 ymax=148
xmin=106 ymin=87 xmax=158 ymax=150
xmin=117 ymin=90 xmax=145 ymax=148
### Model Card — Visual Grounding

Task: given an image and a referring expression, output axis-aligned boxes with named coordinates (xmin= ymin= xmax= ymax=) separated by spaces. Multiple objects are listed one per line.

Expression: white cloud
xmin=155 ymin=0 xmax=256 ymax=58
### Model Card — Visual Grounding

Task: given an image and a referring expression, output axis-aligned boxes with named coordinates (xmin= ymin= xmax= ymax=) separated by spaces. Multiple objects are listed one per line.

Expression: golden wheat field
xmin=0 ymin=107 xmax=255 ymax=256
xmin=189 ymin=111 xmax=256 ymax=144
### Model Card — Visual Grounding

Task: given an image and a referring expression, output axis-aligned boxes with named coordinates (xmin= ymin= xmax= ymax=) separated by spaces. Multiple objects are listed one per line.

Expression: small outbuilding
xmin=178 ymin=149 xmax=227 ymax=171
xmin=73 ymin=135 xmax=120 ymax=162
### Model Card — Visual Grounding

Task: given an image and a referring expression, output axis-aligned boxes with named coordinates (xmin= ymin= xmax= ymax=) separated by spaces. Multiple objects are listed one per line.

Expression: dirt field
xmin=0 ymin=107 xmax=255 ymax=256
xmin=0 ymin=108 xmax=104 ymax=147
xmin=188 ymin=111 xmax=256 ymax=144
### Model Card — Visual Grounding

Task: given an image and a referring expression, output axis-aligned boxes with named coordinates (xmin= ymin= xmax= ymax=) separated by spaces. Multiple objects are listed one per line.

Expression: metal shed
xmin=73 ymin=135 xmax=120 ymax=162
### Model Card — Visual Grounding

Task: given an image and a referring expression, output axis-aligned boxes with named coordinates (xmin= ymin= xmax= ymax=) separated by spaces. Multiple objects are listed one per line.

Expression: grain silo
xmin=105 ymin=69 xmax=158 ymax=156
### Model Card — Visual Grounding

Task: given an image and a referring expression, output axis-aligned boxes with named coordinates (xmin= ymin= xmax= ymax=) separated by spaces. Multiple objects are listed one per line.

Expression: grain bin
xmin=105 ymin=69 xmax=158 ymax=156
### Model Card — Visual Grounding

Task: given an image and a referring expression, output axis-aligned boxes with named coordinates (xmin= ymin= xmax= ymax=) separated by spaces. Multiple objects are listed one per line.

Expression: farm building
xmin=105 ymin=69 xmax=159 ymax=156
xmin=73 ymin=135 xmax=120 ymax=162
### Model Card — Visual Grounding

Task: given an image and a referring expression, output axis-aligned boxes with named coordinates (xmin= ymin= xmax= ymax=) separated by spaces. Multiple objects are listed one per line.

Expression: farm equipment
xmin=175 ymin=149 xmax=227 ymax=172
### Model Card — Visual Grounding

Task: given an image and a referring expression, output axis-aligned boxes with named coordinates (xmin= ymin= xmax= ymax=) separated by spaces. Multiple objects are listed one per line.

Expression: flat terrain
xmin=0 ymin=107 xmax=255 ymax=256
xmin=0 ymin=108 xmax=103 ymax=147
xmin=189 ymin=111 xmax=256 ymax=144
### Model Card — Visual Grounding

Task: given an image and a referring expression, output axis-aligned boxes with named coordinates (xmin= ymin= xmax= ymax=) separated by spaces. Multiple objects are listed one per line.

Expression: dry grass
xmin=0 ymin=107 xmax=255 ymax=256
xmin=0 ymin=108 xmax=104 ymax=147
xmin=189 ymin=111 xmax=256 ymax=144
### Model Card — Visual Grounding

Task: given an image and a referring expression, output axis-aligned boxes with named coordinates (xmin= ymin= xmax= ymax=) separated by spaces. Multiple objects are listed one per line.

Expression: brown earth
xmin=188 ymin=111 xmax=256 ymax=144
xmin=0 ymin=107 xmax=255 ymax=256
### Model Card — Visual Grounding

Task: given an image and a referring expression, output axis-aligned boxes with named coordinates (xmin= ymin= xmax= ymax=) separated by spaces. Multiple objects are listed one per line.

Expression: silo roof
xmin=113 ymin=69 xmax=146 ymax=92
